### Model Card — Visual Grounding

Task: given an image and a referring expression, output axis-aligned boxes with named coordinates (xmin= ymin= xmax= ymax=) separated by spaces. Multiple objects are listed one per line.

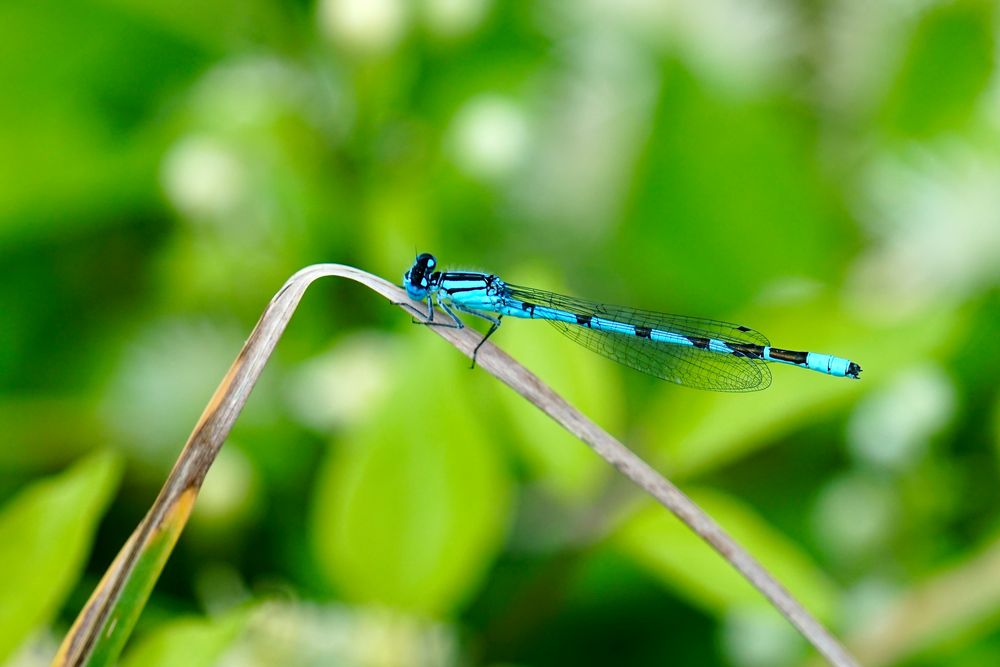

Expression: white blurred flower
xmin=848 ymin=144 xmax=1000 ymax=319
xmin=161 ymin=136 xmax=246 ymax=220
xmin=190 ymin=55 xmax=346 ymax=137
xmin=523 ymin=0 xmax=795 ymax=233
xmin=285 ymin=335 xmax=395 ymax=431
xmin=194 ymin=446 xmax=259 ymax=525
xmin=547 ymin=0 xmax=798 ymax=94
xmin=102 ymin=320 xmax=246 ymax=462
xmin=421 ymin=0 xmax=491 ymax=38
xmin=449 ymin=95 xmax=531 ymax=181
xmin=514 ymin=32 xmax=657 ymax=233
xmin=817 ymin=0 xmax=933 ymax=117
xmin=813 ymin=473 xmax=897 ymax=564
xmin=839 ymin=577 xmax=898 ymax=637
xmin=319 ymin=0 xmax=408 ymax=55
xmin=847 ymin=365 xmax=954 ymax=470
xmin=721 ymin=607 xmax=802 ymax=667
xmin=5 ymin=633 xmax=59 ymax=667
xmin=218 ymin=602 xmax=456 ymax=667
xmin=162 ymin=56 xmax=347 ymax=244
xmin=668 ymin=0 xmax=799 ymax=94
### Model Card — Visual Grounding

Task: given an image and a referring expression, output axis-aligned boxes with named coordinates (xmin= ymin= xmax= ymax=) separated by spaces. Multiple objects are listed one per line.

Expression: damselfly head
xmin=404 ymin=252 xmax=438 ymax=299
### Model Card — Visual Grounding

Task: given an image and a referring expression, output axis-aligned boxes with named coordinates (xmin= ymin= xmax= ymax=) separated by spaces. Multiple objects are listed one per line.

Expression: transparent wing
xmin=505 ymin=284 xmax=772 ymax=392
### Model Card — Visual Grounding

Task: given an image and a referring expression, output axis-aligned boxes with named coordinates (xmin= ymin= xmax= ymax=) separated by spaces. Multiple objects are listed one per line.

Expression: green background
xmin=2 ymin=0 xmax=999 ymax=665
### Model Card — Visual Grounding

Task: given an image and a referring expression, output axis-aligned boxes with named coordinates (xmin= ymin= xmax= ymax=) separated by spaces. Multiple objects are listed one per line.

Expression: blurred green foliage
xmin=312 ymin=333 xmax=512 ymax=615
xmin=2 ymin=0 xmax=1000 ymax=665
xmin=0 ymin=453 xmax=120 ymax=663
xmin=118 ymin=608 xmax=249 ymax=667
xmin=882 ymin=1 xmax=994 ymax=136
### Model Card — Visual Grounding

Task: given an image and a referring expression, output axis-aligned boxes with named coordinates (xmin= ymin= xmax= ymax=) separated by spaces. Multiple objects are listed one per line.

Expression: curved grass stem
xmin=53 ymin=264 xmax=859 ymax=667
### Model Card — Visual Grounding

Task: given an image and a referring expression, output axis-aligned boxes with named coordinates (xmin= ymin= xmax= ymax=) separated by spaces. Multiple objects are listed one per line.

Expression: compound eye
xmin=416 ymin=252 xmax=436 ymax=267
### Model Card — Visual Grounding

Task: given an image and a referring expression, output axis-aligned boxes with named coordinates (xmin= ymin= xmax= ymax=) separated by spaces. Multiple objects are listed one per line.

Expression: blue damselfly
xmin=401 ymin=253 xmax=861 ymax=392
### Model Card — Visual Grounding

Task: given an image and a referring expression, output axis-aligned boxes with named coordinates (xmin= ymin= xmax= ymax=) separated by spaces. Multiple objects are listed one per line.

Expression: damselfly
xmin=401 ymin=253 xmax=861 ymax=392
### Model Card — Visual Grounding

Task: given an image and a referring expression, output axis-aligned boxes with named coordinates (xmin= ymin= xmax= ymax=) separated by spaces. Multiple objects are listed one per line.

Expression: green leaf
xmin=613 ymin=487 xmax=840 ymax=621
xmin=311 ymin=332 xmax=513 ymax=615
xmin=881 ymin=0 xmax=995 ymax=136
xmin=621 ymin=63 xmax=846 ymax=316
xmin=119 ymin=608 xmax=248 ymax=667
xmin=0 ymin=451 xmax=121 ymax=663
xmin=0 ymin=0 xmax=208 ymax=245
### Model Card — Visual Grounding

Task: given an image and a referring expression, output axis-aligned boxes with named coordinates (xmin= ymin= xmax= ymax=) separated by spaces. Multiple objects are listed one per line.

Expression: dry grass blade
xmin=53 ymin=264 xmax=859 ymax=667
